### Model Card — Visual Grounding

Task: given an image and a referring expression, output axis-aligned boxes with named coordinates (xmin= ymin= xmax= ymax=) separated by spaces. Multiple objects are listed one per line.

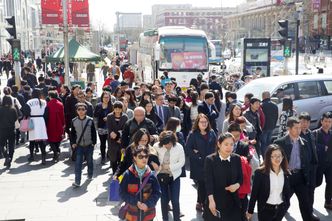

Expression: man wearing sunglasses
xmin=70 ymin=103 xmax=97 ymax=187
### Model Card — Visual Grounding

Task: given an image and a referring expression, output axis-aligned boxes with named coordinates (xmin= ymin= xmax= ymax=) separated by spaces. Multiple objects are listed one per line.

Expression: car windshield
xmin=236 ymin=79 xmax=280 ymax=102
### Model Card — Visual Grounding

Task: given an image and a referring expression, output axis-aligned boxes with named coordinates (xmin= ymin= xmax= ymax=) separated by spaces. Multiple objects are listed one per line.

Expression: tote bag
xmin=108 ymin=179 xmax=120 ymax=202
xmin=19 ymin=118 xmax=30 ymax=132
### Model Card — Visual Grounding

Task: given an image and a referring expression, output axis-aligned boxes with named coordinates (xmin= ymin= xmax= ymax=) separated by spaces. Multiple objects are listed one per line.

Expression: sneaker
xmin=72 ymin=182 xmax=80 ymax=187
xmin=87 ymin=175 xmax=93 ymax=181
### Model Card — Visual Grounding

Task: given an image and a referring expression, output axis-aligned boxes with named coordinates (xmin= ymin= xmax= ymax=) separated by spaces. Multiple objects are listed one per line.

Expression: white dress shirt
xmin=267 ymin=169 xmax=284 ymax=205
xmin=219 ymin=154 xmax=231 ymax=162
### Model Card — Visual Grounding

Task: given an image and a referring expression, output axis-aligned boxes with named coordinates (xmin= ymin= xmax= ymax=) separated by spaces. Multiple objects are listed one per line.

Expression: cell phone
xmin=215 ymin=210 xmax=221 ymax=218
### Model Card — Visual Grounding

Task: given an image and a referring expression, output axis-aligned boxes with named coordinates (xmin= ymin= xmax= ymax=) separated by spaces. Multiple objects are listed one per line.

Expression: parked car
xmin=237 ymin=74 xmax=332 ymax=129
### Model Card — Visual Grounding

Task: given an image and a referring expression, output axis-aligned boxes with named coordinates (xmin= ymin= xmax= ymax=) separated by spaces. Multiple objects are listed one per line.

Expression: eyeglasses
xmin=137 ymin=154 xmax=149 ymax=159
xmin=77 ymin=108 xmax=86 ymax=111
xmin=271 ymin=155 xmax=283 ymax=160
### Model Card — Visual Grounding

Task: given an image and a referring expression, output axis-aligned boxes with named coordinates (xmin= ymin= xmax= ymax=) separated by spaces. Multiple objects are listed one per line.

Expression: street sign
xmin=284 ymin=40 xmax=292 ymax=58
xmin=12 ymin=39 xmax=21 ymax=61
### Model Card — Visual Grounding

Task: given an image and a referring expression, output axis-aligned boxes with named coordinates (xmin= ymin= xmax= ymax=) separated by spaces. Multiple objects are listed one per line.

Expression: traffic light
xmin=5 ymin=16 xmax=17 ymax=41
xmin=11 ymin=39 xmax=21 ymax=61
xmin=283 ymin=39 xmax=292 ymax=58
xmin=278 ymin=19 xmax=288 ymax=45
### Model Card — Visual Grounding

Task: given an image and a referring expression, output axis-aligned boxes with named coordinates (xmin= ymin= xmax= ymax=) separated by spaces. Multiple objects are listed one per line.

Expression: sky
xmin=89 ymin=0 xmax=245 ymax=31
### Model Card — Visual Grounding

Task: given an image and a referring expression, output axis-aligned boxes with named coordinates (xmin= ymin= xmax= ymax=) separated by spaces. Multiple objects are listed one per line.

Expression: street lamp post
xmin=62 ymin=0 xmax=70 ymax=85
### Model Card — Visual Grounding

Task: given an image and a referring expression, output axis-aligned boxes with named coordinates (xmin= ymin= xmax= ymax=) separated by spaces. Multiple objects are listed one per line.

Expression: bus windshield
xmin=159 ymin=36 xmax=208 ymax=71
xmin=211 ymin=40 xmax=222 ymax=57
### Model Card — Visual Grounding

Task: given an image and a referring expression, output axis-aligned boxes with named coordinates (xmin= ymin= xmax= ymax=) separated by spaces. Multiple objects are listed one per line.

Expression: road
xmin=0 ymin=137 xmax=331 ymax=221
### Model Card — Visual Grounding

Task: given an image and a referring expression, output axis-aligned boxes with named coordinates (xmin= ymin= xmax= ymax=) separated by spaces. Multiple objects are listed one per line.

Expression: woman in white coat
xmin=24 ymin=89 xmax=48 ymax=164
xmin=153 ymin=131 xmax=185 ymax=221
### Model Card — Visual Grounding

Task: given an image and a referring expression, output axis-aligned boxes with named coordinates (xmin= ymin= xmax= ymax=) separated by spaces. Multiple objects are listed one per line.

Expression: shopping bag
xmin=109 ymin=179 xmax=120 ymax=201
xmin=19 ymin=118 xmax=30 ymax=132
xmin=28 ymin=118 xmax=34 ymax=130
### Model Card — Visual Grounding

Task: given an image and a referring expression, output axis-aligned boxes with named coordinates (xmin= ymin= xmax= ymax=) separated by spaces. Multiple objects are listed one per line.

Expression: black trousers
xmin=258 ymin=203 xmax=287 ymax=221
xmin=203 ymin=205 xmax=242 ymax=221
xmin=197 ymin=180 xmax=206 ymax=205
xmin=98 ymin=134 xmax=108 ymax=160
xmin=289 ymin=171 xmax=311 ymax=221
xmin=0 ymin=129 xmax=15 ymax=163
xmin=240 ymin=195 xmax=248 ymax=221
xmin=29 ymin=141 xmax=46 ymax=156
xmin=316 ymin=163 xmax=332 ymax=203
xmin=49 ymin=142 xmax=61 ymax=153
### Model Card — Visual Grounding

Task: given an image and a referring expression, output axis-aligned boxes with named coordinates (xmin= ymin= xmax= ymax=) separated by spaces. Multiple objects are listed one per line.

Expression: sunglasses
xmin=77 ymin=108 xmax=86 ymax=111
xmin=137 ymin=154 xmax=149 ymax=160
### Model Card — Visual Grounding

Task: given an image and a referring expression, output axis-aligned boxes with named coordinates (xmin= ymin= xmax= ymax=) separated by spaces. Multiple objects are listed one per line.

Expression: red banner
xmin=71 ymin=0 xmax=90 ymax=27
xmin=41 ymin=0 xmax=62 ymax=24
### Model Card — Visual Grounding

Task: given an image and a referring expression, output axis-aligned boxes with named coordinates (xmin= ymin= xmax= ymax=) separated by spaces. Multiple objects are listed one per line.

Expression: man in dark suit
xmin=154 ymin=93 xmax=170 ymax=127
xmin=313 ymin=112 xmax=332 ymax=211
xmin=167 ymin=95 xmax=181 ymax=121
xmin=260 ymin=91 xmax=278 ymax=158
xmin=299 ymin=112 xmax=319 ymax=220
xmin=274 ymin=117 xmax=318 ymax=221
xmin=198 ymin=92 xmax=219 ymax=133
xmin=227 ymin=123 xmax=250 ymax=159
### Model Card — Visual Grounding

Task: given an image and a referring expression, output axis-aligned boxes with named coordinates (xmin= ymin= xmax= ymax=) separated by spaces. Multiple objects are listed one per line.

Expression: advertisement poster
xmin=41 ymin=0 xmax=62 ymax=24
xmin=245 ymin=48 xmax=269 ymax=63
xmin=71 ymin=0 xmax=90 ymax=27
xmin=171 ymin=52 xmax=207 ymax=70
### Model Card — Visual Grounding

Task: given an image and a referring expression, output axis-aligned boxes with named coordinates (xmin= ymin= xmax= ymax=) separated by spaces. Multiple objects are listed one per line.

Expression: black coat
xmin=204 ymin=153 xmax=243 ymax=213
xmin=186 ymin=130 xmax=217 ymax=180
xmin=248 ymin=169 xmax=291 ymax=214
xmin=261 ymin=98 xmax=278 ymax=131
xmin=274 ymin=135 xmax=314 ymax=186
xmin=313 ymin=128 xmax=332 ymax=165
xmin=94 ymin=102 xmax=113 ymax=129
xmin=121 ymin=118 xmax=157 ymax=148
xmin=64 ymin=94 xmax=78 ymax=130
xmin=197 ymin=102 xmax=219 ymax=133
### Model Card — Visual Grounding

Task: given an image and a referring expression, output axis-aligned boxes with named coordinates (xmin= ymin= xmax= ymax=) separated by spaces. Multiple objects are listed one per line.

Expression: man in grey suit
xmin=154 ymin=93 xmax=170 ymax=127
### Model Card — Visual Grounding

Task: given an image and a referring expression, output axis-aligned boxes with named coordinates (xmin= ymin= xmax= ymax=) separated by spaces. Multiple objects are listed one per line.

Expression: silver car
xmin=236 ymin=74 xmax=332 ymax=129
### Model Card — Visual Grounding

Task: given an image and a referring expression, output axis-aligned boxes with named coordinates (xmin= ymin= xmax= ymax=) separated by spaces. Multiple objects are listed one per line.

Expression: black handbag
xmin=157 ymin=173 xmax=173 ymax=185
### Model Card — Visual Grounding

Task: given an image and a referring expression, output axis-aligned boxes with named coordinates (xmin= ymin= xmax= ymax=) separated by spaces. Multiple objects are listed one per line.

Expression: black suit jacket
xmin=248 ymin=169 xmax=291 ymax=214
xmin=198 ymin=102 xmax=219 ymax=133
xmin=204 ymin=153 xmax=243 ymax=212
xmin=274 ymin=135 xmax=313 ymax=186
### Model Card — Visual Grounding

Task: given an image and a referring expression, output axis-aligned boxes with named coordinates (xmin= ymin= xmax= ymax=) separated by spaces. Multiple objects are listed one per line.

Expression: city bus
xmin=137 ymin=26 xmax=210 ymax=87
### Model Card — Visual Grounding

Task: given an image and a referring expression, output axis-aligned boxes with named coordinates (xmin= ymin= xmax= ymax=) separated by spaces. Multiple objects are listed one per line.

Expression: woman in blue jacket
xmin=120 ymin=145 xmax=161 ymax=221
xmin=185 ymin=113 xmax=217 ymax=212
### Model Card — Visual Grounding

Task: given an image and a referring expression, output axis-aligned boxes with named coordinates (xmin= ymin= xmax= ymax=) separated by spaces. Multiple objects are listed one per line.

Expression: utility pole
xmin=295 ymin=19 xmax=300 ymax=75
xmin=62 ymin=0 xmax=70 ymax=85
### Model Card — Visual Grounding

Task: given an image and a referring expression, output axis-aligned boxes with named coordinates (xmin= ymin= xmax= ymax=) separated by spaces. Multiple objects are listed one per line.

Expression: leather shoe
xmin=311 ymin=214 xmax=320 ymax=221
xmin=324 ymin=202 xmax=332 ymax=210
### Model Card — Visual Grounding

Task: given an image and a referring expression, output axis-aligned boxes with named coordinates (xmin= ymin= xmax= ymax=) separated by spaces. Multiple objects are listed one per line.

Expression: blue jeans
xmin=160 ymin=176 xmax=181 ymax=221
xmin=260 ymin=129 xmax=273 ymax=159
xmin=75 ymin=145 xmax=94 ymax=185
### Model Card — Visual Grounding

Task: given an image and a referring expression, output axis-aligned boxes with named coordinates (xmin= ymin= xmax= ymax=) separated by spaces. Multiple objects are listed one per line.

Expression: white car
xmin=237 ymin=74 xmax=332 ymax=129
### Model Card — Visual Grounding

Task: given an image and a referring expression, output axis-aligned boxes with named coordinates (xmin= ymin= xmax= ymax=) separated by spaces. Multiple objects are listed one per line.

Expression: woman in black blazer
xmin=204 ymin=133 xmax=243 ymax=221
xmin=247 ymin=144 xmax=291 ymax=221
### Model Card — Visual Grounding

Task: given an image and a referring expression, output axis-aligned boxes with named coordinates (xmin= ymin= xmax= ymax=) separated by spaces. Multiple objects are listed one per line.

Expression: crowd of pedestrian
xmin=0 ymin=55 xmax=331 ymax=221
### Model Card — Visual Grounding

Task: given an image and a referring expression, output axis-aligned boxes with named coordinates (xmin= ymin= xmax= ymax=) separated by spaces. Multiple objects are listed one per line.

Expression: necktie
xmin=159 ymin=106 xmax=164 ymax=124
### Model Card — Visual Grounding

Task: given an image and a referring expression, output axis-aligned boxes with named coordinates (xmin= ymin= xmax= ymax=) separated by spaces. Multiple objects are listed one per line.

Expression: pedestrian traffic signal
xmin=278 ymin=20 xmax=288 ymax=45
xmin=5 ymin=16 xmax=16 ymax=41
xmin=283 ymin=39 xmax=292 ymax=58
xmin=11 ymin=39 xmax=21 ymax=62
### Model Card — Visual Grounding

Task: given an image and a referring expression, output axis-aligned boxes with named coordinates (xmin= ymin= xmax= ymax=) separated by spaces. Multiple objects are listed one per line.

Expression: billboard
xmin=171 ymin=52 xmax=207 ymax=70
xmin=41 ymin=0 xmax=62 ymax=24
xmin=71 ymin=0 xmax=90 ymax=27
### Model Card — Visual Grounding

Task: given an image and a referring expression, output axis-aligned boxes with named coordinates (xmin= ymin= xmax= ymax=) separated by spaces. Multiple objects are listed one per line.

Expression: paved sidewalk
xmin=0 ymin=140 xmax=331 ymax=220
